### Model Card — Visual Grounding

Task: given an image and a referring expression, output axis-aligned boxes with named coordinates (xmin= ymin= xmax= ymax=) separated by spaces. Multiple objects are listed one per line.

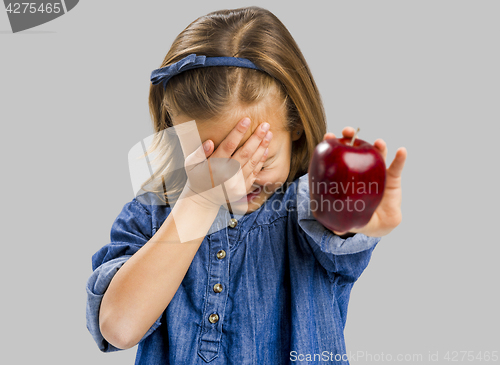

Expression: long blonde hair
xmin=141 ymin=6 xmax=326 ymax=205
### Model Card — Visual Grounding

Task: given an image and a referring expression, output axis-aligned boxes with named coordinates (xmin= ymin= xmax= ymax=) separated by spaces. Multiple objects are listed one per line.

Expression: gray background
xmin=1 ymin=1 xmax=498 ymax=364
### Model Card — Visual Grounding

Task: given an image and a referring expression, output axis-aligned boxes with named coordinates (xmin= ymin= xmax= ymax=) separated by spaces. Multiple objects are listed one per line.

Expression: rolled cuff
xmin=86 ymin=256 xmax=162 ymax=352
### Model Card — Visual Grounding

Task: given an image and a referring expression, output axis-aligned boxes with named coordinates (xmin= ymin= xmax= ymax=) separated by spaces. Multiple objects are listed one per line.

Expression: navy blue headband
xmin=150 ymin=53 xmax=263 ymax=91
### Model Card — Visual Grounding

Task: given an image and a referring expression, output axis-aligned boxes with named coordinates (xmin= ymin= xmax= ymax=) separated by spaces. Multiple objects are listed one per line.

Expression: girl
xmin=86 ymin=6 xmax=407 ymax=364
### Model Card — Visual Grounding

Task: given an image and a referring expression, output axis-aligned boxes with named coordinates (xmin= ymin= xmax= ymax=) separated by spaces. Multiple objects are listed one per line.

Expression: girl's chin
xmin=227 ymin=194 xmax=264 ymax=213
xmin=230 ymin=190 xmax=261 ymax=203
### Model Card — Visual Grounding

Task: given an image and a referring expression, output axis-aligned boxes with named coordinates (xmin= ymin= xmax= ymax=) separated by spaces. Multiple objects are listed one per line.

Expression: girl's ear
xmin=291 ymin=126 xmax=303 ymax=141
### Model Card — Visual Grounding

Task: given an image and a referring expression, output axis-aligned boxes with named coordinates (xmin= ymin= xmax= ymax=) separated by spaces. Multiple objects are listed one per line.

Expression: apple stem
xmin=349 ymin=127 xmax=360 ymax=146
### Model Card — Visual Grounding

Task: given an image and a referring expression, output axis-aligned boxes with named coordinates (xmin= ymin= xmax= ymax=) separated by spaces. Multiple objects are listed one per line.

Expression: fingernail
xmin=264 ymin=148 xmax=269 ymax=156
xmin=241 ymin=118 xmax=250 ymax=127
xmin=203 ymin=141 xmax=210 ymax=151
xmin=261 ymin=123 xmax=270 ymax=132
xmin=264 ymin=131 xmax=273 ymax=141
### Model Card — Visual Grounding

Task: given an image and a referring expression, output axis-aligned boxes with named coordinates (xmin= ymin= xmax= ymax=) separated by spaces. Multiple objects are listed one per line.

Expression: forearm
xmin=99 ymin=190 xmax=220 ymax=349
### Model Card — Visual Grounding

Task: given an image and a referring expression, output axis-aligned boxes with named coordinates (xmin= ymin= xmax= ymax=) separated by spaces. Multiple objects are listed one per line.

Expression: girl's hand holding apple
xmin=310 ymin=127 xmax=407 ymax=237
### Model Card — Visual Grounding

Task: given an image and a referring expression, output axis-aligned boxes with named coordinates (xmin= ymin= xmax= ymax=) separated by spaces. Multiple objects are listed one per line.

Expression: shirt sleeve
xmin=296 ymin=173 xmax=381 ymax=284
xmin=85 ymin=198 xmax=162 ymax=352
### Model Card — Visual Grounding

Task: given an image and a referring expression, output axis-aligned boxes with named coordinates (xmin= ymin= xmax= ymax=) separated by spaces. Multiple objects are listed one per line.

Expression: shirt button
xmin=228 ymin=218 xmax=238 ymax=228
xmin=213 ymin=283 xmax=223 ymax=293
xmin=209 ymin=313 xmax=219 ymax=324
xmin=216 ymin=250 xmax=226 ymax=259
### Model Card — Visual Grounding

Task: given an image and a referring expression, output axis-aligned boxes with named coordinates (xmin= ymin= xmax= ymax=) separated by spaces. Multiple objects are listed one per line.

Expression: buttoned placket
xmin=197 ymin=207 xmax=237 ymax=362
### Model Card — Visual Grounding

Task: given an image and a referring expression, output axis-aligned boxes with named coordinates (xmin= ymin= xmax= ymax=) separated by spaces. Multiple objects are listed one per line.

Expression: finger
xmin=333 ymin=229 xmax=358 ymax=236
xmin=251 ymin=147 xmax=269 ymax=179
xmin=386 ymin=147 xmax=407 ymax=180
xmin=212 ymin=117 xmax=252 ymax=158
xmin=243 ymin=147 xmax=269 ymax=194
xmin=373 ymin=139 xmax=388 ymax=160
xmin=241 ymin=131 xmax=272 ymax=178
xmin=333 ymin=230 xmax=348 ymax=236
xmin=232 ymin=122 xmax=271 ymax=165
xmin=323 ymin=132 xmax=336 ymax=140
xmin=341 ymin=126 xmax=356 ymax=138
xmin=202 ymin=140 xmax=213 ymax=157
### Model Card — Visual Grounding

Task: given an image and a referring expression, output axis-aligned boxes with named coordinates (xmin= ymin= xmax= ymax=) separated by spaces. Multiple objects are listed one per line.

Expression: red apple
xmin=308 ymin=131 xmax=386 ymax=233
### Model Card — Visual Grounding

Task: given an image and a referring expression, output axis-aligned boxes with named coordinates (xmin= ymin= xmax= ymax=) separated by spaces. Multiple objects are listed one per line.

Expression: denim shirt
xmin=86 ymin=173 xmax=381 ymax=364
